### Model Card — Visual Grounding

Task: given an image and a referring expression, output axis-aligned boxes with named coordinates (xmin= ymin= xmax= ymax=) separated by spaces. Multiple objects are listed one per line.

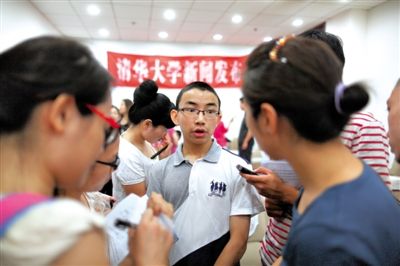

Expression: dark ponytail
xmin=337 ymin=83 xmax=369 ymax=115
xmin=128 ymin=80 xmax=175 ymax=128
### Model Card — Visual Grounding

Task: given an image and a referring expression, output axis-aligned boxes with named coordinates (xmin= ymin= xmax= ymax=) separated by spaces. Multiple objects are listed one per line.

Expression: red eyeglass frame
xmin=85 ymin=104 xmax=120 ymax=129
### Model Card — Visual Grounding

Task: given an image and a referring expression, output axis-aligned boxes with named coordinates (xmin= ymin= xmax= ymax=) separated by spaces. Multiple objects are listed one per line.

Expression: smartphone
xmin=236 ymin=164 xmax=258 ymax=175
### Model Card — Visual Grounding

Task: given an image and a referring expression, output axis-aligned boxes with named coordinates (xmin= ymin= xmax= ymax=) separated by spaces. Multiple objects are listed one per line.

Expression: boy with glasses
xmin=146 ymin=81 xmax=264 ymax=266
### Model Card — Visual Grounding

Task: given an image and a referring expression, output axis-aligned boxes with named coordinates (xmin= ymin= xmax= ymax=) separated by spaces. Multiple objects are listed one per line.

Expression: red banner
xmin=107 ymin=52 xmax=247 ymax=88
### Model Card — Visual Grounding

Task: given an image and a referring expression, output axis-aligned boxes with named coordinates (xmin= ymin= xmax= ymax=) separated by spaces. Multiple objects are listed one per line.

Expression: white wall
xmin=0 ymin=0 xmax=60 ymax=52
xmin=327 ymin=9 xmax=368 ymax=84
xmin=326 ymin=1 xmax=400 ymax=130
xmin=365 ymin=0 xmax=400 ymax=127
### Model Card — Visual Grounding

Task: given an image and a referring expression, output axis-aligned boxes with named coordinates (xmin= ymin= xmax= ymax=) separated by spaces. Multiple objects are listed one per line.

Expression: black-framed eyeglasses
xmin=179 ymin=108 xmax=219 ymax=119
xmin=96 ymin=155 xmax=120 ymax=170
xmin=85 ymin=104 xmax=120 ymax=147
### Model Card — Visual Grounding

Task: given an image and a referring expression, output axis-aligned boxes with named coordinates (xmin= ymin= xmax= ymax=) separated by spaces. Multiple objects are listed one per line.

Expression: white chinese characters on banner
xmin=215 ymin=60 xmax=228 ymax=84
xmin=166 ymin=61 xmax=182 ymax=84
xmin=133 ymin=59 xmax=149 ymax=83
xmin=151 ymin=59 xmax=166 ymax=83
xmin=183 ymin=61 xmax=198 ymax=84
xmin=199 ymin=60 xmax=213 ymax=84
xmin=108 ymin=52 xmax=247 ymax=88
xmin=230 ymin=61 xmax=242 ymax=85
xmin=116 ymin=58 xmax=132 ymax=82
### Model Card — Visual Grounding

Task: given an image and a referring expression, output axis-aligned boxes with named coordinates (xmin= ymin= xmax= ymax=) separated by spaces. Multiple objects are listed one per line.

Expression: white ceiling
xmin=30 ymin=0 xmax=386 ymax=46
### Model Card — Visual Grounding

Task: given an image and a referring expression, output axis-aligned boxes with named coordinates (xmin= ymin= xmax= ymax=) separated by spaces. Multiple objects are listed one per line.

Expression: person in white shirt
xmin=112 ymin=79 xmax=176 ymax=202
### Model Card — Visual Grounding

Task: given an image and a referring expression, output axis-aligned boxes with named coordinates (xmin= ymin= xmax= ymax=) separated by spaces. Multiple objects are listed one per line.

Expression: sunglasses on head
xmin=85 ymin=104 xmax=120 ymax=147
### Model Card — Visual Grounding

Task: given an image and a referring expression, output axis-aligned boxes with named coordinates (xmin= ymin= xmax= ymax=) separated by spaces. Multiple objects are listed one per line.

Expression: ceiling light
xmin=292 ymin=19 xmax=304 ymax=27
xmin=98 ymin=28 xmax=109 ymax=37
xmin=163 ymin=9 xmax=176 ymax=21
xmin=231 ymin=14 xmax=243 ymax=24
xmin=263 ymin=36 xmax=273 ymax=42
xmin=158 ymin=31 xmax=168 ymax=39
xmin=87 ymin=4 xmax=101 ymax=16
xmin=213 ymin=34 xmax=223 ymax=41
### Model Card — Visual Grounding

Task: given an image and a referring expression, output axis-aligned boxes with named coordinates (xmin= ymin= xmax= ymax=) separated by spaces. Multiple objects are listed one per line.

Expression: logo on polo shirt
xmin=208 ymin=180 xmax=226 ymax=197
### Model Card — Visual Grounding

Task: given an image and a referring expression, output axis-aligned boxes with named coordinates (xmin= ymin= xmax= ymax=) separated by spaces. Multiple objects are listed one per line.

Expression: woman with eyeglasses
xmin=60 ymin=137 xmax=120 ymax=216
xmin=112 ymin=79 xmax=176 ymax=202
xmin=240 ymin=36 xmax=400 ymax=265
xmin=0 ymin=36 xmax=173 ymax=266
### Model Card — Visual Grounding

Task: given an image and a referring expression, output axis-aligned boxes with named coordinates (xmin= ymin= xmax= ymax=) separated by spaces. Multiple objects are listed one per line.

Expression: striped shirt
xmin=260 ymin=112 xmax=391 ymax=266
xmin=340 ymin=112 xmax=390 ymax=186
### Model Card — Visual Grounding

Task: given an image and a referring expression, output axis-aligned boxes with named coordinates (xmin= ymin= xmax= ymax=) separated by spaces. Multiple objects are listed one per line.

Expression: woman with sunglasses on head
xmin=112 ymin=79 xmax=176 ymax=202
xmin=0 ymin=36 xmax=173 ymax=266
xmin=241 ymin=36 xmax=400 ymax=265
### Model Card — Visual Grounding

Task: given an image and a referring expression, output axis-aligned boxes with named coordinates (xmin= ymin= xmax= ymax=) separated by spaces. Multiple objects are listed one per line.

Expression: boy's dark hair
xmin=0 ymin=36 xmax=112 ymax=134
xmin=300 ymin=29 xmax=345 ymax=66
xmin=243 ymin=37 xmax=368 ymax=142
xmin=176 ymin=81 xmax=221 ymax=110
xmin=128 ymin=79 xmax=175 ymax=129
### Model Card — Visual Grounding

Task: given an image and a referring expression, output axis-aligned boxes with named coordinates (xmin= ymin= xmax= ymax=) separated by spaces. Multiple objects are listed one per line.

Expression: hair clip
xmin=269 ymin=34 xmax=295 ymax=63
xmin=334 ymin=82 xmax=347 ymax=115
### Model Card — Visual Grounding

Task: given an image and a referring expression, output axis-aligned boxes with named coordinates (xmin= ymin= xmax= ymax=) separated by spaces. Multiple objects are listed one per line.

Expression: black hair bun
xmin=340 ymin=83 xmax=369 ymax=115
xmin=134 ymin=79 xmax=158 ymax=106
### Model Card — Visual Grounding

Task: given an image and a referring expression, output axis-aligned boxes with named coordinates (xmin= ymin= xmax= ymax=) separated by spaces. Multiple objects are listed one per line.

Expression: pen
xmin=150 ymin=144 xmax=169 ymax=159
xmin=115 ymin=219 xmax=138 ymax=229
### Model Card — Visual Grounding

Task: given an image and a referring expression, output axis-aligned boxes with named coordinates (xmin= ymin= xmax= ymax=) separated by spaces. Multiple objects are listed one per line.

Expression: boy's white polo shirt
xmin=147 ymin=141 xmax=264 ymax=264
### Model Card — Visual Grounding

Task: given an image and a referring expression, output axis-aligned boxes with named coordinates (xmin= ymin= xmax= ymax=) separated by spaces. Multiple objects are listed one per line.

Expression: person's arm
xmin=117 ymin=147 xmax=152 ymax=197
xmin=119 ymin=194 xmax=174 ymax=266
xmin=241 ymin=130 xmax=253 ymax=150
xmin=153 ymin=136 xmax=172 ymax=159
xmin=128 ymin=209 xmax=173 ymax=266
xmin=119 ymin=255 xmax=133 ymax=266
xmin=147 ymin=192 xmax=174 ymax=218
xmin=272 ymin=256 xmax=282 ymax=266
xmin=123 ymin=182 xmax=146 ymax=197
xmin=214 ymin=215 xmax=250 ymax=266
xmin=240 ymin=166 xmax=299 ymax=219
xmin=264 ymin=198 xmax=288 ymax=218
xmin=118 ymin=155 xmax=148 ymax=197
xmin=241 ymin=166 xmax=299 ymax=205
xmin=52 ymin=229 xmax=109 ymax=266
